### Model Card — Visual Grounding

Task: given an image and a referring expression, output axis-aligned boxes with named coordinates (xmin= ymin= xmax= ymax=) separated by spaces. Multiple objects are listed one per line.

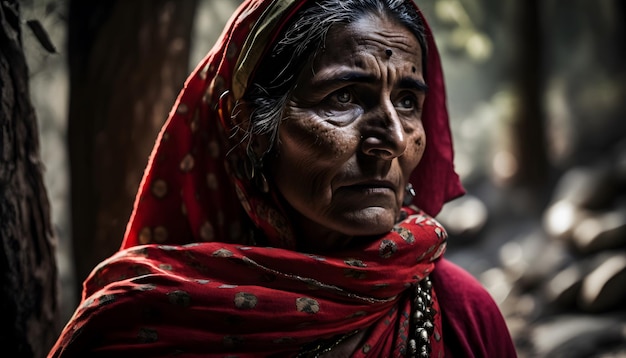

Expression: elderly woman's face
xmin=270 ymin=13 xmax=426 ymax=250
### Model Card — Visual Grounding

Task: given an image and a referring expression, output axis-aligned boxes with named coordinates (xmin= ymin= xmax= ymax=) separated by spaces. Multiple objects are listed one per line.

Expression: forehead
xmin=313 ymin=13 xmax=423 ymax=72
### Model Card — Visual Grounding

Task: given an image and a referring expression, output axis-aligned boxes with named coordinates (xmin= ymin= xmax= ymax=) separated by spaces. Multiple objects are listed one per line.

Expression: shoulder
xmin=431 ymin=259 xmax=517 ymax=357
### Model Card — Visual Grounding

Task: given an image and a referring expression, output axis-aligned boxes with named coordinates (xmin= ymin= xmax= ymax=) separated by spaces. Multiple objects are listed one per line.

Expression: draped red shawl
xmin=50 ymin=0 xmax=464 ymax=356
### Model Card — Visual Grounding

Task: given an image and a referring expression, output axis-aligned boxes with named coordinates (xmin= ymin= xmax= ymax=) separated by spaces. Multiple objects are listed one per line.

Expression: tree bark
xmin=509 ymin=0 xmax=548 ymax=196
xmin=68 ymin=0 xmax=198 ymax=290
xmin=0 ymin=1 xmax=59 ymax=356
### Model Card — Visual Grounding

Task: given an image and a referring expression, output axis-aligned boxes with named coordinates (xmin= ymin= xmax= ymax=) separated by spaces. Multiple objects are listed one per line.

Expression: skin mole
xmin=319 ymin=126 xmax=350 ymax=157
xmin=297 ymin=119 xmax=348 ymax=158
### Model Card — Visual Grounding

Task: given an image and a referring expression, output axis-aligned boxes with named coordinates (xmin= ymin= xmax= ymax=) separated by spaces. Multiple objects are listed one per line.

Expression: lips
xmin=340 ymin=180 xmax=397 ymax=194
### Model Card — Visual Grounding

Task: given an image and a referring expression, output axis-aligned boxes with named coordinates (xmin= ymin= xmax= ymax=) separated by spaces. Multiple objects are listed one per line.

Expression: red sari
xmin=49 ymin=0 xmax=515 ymax=356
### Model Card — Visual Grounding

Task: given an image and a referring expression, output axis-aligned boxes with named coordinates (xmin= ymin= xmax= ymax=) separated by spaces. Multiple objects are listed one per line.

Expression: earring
xmin=403 ymin=183 xmax=416 ymax=206
xmin=244 ymin=154 xmax=269 ymax=193
xmin=255 ymin=171 xmax=269 ymax=193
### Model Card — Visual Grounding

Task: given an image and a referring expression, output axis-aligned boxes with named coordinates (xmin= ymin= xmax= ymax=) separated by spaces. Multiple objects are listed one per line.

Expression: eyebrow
xmin=313 ymin=71 xmax=428 ymax=92
xmin=399 ymin=77 xmax=429 ymax=93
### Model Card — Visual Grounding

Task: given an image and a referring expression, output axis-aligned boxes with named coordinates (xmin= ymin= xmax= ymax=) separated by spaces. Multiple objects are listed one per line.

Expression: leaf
xmin=26 ymin=19 xmax=57 ymax=54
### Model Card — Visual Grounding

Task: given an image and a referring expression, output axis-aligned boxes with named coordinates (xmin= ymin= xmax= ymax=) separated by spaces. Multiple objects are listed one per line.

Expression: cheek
xmin=320 ymin=129 xmax=356 ymax=162
xmin=415 ymin=130 xmax=426 ymax=157
xmin=281 ymin=110 xmax=356 ymax=161
xmin=403 ymin=125 xmax=427 ymax=174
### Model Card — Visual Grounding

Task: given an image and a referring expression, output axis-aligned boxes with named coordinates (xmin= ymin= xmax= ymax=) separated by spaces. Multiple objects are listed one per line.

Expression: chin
xmin=336 ymin=208 xmax=398 ymax=237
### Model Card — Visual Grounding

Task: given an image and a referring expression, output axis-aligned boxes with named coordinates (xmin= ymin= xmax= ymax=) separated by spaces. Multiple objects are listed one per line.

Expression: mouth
xmin=340 ymin=180 xmax=397 ymax=194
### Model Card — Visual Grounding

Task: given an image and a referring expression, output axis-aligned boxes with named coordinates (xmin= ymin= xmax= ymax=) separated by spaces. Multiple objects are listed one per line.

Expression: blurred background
xmin=14 ymin=0 xmax=626 ymax=356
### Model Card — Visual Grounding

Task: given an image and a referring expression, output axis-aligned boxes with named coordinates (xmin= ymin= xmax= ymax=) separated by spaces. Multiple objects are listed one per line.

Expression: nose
xmin=361 ymin=101 xmax=407 ymax=160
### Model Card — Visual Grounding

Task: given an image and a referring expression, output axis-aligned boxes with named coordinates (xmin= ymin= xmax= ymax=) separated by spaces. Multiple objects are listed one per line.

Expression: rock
xmin=499 ymin=292 xmax=542 ymax=322
xmin=530 ymin=313 xmax=626 ymax=358
xmin=611 ymin=138 xmax=626 ymax=185
xmin=571 ymin=207 xmax=626 ymax=254
xmin=498 ymin=231 xmax=571 ymax=289
xmin=550 ymin=165 xmax=613 ymax=209
xmin=543 ymin=200 xmax=588 ymax=241
xmin=478 ymin=267 xmax=513 ymax=306
xmin=436 ymin=194 xmax=488 ymax=239
xmin=579 ymin=252 xmax=626 ymax=313
xmin=543 ymin=263 xmax=584 ymax=310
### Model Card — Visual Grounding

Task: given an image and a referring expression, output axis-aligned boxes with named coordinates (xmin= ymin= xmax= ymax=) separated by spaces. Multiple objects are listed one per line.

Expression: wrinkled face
xmin=269 ymin=13 xmax=427 ymax=252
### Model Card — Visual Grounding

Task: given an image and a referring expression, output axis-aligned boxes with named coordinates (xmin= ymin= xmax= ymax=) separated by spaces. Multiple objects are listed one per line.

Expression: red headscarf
xmin=50 ymin=1 xmax=463 ymax=356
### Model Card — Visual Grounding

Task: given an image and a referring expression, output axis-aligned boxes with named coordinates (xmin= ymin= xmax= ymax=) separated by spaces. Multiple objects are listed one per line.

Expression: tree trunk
xmin=509 ymin=0 xmax=548 ymax=199
xmin=0 ymin=1 xmax=59 ymax=356
xmin=67 ymin=0 xmax=198 ymax=291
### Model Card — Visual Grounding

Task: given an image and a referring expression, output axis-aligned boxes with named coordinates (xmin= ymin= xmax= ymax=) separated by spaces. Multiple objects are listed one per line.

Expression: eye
xmin=335 ymin=89 xmax=352 ymax=104
xmin=319 ymin=88 xmax=362 ymax=125
xmin=395 ymin=94 xmax=417 ymax=110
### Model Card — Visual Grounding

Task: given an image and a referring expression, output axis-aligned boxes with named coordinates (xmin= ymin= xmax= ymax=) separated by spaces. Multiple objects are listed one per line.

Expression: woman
xmin=50 ymin=0 xmax=516 ymax=356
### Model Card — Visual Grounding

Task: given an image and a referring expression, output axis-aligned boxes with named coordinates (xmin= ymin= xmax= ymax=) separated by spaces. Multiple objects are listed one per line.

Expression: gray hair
xmin=242 ymin=0 xmax=427 ymax=159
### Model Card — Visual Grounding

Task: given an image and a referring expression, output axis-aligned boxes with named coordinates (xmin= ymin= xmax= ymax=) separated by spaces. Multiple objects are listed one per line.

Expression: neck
xmin=293 ymin=213 xmax=355 ymax=253
xmin=290 ymin=211 xmax=385 ymax=254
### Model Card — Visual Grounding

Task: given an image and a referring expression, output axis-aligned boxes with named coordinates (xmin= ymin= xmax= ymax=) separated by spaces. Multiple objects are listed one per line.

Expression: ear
xmin=251 ymin=132 xmax=272 ymax=159
xmin=231 ymin=99 xmax=272 ymax=158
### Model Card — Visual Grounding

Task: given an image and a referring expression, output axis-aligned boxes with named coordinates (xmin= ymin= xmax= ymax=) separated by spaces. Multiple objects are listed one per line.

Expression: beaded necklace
xmin=408 ymin=275 xmax=435 ymax=358
xmin=298 ymin=275 xmax=435 ymax=357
